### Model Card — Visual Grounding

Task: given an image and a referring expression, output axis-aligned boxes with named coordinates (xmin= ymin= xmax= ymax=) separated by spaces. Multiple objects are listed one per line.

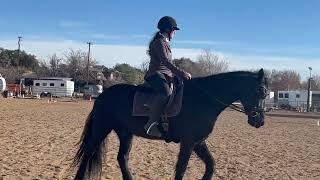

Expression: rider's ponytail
xmin=147 ymin=31 xmax=161 ymax=56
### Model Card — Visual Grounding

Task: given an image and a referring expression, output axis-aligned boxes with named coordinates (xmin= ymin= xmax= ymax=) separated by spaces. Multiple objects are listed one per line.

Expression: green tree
xmin=19 ymin=51 xmax=39 ymax=69
xmin=0 ymin=48 xmax=11 ymax=67
xmin=113 ymin=63 xmax=144 ymax=85
xmin=173 ymin=57 xmax=203 ymax=77
xmin=0 ymin=48 xmax=39 ymax=69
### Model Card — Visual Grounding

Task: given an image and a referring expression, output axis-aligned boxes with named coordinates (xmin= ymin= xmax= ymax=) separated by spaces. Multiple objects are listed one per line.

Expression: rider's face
xmin=169 ymin=30 xmax=176 ymax=40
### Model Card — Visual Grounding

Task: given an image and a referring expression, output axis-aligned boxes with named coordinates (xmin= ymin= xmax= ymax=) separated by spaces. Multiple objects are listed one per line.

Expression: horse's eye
xmin=257 ymin=87 xmax=267 ymax=98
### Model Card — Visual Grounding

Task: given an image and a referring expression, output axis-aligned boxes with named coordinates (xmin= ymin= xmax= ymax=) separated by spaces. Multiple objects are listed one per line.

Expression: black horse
xmin=72 ymin=69 xmax=268 ymax=180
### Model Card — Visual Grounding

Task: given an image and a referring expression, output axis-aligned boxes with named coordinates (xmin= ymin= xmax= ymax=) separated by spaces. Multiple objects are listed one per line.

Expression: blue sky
xmin=0 ymin=0 xmax=319 ymax=79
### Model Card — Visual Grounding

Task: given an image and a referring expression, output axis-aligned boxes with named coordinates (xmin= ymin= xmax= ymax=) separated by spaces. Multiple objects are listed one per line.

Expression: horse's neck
xmin=194 ymin=76 xmax=243 ymax=115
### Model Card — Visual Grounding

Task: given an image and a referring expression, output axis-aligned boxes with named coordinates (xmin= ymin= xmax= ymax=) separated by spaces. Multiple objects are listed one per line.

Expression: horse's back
xmin=99 ymin=83 xmax=136 ymax=98
xmin=96 ymin=83 xmax=137 ymax=113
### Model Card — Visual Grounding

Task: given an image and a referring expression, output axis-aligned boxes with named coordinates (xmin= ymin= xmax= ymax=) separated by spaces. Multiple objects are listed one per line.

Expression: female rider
xmin=144 ymin=16 xmax=192 ymax=137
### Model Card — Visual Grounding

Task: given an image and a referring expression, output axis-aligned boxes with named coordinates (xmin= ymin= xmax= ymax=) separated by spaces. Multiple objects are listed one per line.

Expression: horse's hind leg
xmin=115 ymin=129 xmax=133 ymax=180
xmin=193 ymin=140 xmax=215 ymax=180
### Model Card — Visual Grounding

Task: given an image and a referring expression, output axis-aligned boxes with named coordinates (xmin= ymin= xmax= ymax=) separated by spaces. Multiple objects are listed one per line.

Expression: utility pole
xmin=86 ymin=42 xmax=93 ymax=85
xmin=307 ymin=67 xmax=312 ymax=112
xmin=17 ymin=36 xmax=22 ymax=67
xmin=17 ymin=36 xmax=22 ymax=96
xmin=18 ymin=36 xmax=22 ymax=57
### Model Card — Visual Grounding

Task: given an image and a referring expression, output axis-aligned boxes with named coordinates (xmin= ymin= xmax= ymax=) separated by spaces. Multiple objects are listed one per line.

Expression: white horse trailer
xmin=278 ymin=90 xmax=311 ymax=110
xmin=0 ymin=74 xmax=6 ymax=92
xmin=32 ymin=78 xmax=74 ymax=97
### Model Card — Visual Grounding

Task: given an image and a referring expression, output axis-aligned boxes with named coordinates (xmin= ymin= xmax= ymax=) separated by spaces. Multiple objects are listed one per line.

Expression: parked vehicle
xmin=32 ymin=77 xmax=74 ymax=97
xmin=83 ymin=84 xmax=103 ymax=98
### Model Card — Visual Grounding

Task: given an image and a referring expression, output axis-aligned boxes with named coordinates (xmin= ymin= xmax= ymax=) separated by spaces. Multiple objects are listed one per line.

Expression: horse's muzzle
xmin=248 ymin=112 xmax=265 ymax=128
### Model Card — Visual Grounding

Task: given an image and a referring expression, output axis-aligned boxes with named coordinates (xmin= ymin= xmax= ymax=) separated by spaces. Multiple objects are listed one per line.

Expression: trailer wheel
xmin=40 ymin=92 xmax=51 ymax=98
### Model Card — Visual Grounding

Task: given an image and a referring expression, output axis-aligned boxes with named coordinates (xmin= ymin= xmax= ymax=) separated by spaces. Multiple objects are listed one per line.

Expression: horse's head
xmin=239 ymin=69 xmax=268 ymax=128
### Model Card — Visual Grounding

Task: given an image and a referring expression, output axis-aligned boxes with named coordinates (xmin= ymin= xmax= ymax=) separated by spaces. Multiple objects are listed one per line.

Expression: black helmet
xmin=157 ymin=16 xmax=180 ymax=32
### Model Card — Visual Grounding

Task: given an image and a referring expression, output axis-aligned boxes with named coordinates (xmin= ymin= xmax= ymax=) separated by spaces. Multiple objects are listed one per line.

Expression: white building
xmin=311 ymin=91 xmax=320 ymax=111
xmin=266 ymin=91 xmax=275 ymax=103
xmin=32 ymin=77 xmax=74 ymax=97
xmin=277 ymin=90 xmax=311 ymax=109
xmin=265 ymin=91 xmax=276 ymax=109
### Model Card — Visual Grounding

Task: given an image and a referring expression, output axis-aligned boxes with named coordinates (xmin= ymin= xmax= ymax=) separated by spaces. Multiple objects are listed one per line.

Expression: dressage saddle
xmin=132 ymin=77 xmax=184 ymax=140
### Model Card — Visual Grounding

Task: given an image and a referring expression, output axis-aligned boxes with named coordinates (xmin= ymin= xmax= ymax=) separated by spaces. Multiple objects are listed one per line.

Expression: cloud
xmin=0 ymin=38 xmax=319 ymax=79
xmin=236 ymin=46 xmax=320 ymax=56
xmin=175 ymin=39 xmax=320 ymax=58
xmin=226 ymin=54 xmax=320 ymax=78
xmin=90 ymin=34 xmax=125 ymax=40
xmin=0 ymin=39 xmax=198 ymax=67
xmin=131 ymin=34 xmax=150 ymax=39
xmin=175 ymin=40 xmax=242 ymax=46
xmin=58 ymin=20 xmax=87 ymax=28
xmin=90 ymin=33 xmax=150 ymax=40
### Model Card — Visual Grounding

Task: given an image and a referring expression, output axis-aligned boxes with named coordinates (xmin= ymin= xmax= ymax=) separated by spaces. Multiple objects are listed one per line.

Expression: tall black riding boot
xmin=144 ymin=94 xmax=168 ymax=137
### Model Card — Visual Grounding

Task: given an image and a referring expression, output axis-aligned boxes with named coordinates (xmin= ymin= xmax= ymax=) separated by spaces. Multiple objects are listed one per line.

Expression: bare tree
xmin=34 ymin=60 xmax=50 ymax=78
xmin=64 ymin=49 xmax=98 ymax=85
xmin=0 ymin=67 xmax=20 ymax=83
xmin=269 ymin=69 xmax=301 ymax=91
xmin=311 ymin=75 xmax=320 ymax=90
xmin=301 ymin=74 xmax=320 ymax=91
xmin=197 ymin=49 xmax=229 ymax=76
xmin=140 ymin=59 xmax=149 ymax=74
xmin=48 ymin=54 xmax=62 ymax=77
xmin=64 ymin=49 xmax=87 ymax=80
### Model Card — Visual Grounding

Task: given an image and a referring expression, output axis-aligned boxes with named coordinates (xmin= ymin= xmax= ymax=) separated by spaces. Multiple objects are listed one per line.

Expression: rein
xmin=189 ymin=80 xmax=254 ymax=116
xmin=213 ymin=98 xmax=247 ymax=114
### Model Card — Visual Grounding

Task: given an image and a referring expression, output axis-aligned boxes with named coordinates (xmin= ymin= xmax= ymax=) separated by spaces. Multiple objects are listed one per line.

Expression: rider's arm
xmin=154 ymin=39 xmax=187 ymax=78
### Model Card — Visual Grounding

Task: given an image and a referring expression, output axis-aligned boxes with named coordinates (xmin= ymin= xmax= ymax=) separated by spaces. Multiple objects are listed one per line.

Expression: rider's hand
xmin=184 ymin=72 xmax=192 ymax=80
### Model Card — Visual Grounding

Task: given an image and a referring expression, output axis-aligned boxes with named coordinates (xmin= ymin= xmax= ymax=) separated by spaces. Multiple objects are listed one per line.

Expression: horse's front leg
xmin=174 ymin=140 xmax=194 ymax=180
xmin=194 ymin=140 xmax=215 ymax=180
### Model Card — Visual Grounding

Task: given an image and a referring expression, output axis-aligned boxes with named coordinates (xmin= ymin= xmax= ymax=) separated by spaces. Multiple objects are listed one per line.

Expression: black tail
xmin=72 ymin=98 xmax=112 ymax=180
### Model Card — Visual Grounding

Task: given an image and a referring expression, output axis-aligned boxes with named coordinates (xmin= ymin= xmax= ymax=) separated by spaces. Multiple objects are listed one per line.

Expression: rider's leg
xmin=144 ymin=93 xmax=168 ymax=134
xmin=144 ymin=73 xmax=171 ymax=136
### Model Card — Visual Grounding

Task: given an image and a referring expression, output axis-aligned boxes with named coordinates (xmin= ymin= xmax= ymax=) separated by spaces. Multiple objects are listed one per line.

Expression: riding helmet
xmin=157 ymin=16 xmax=180 ymax=32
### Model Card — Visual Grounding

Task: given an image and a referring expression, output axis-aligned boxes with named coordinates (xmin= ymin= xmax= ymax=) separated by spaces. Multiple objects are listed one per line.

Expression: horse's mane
xmin=191 ymin=71 xmax=259 ymax=82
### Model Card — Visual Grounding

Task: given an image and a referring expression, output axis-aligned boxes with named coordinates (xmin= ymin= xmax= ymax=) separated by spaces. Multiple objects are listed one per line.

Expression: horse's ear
xmin=258 ymin=68 xmax=264 ymax=80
